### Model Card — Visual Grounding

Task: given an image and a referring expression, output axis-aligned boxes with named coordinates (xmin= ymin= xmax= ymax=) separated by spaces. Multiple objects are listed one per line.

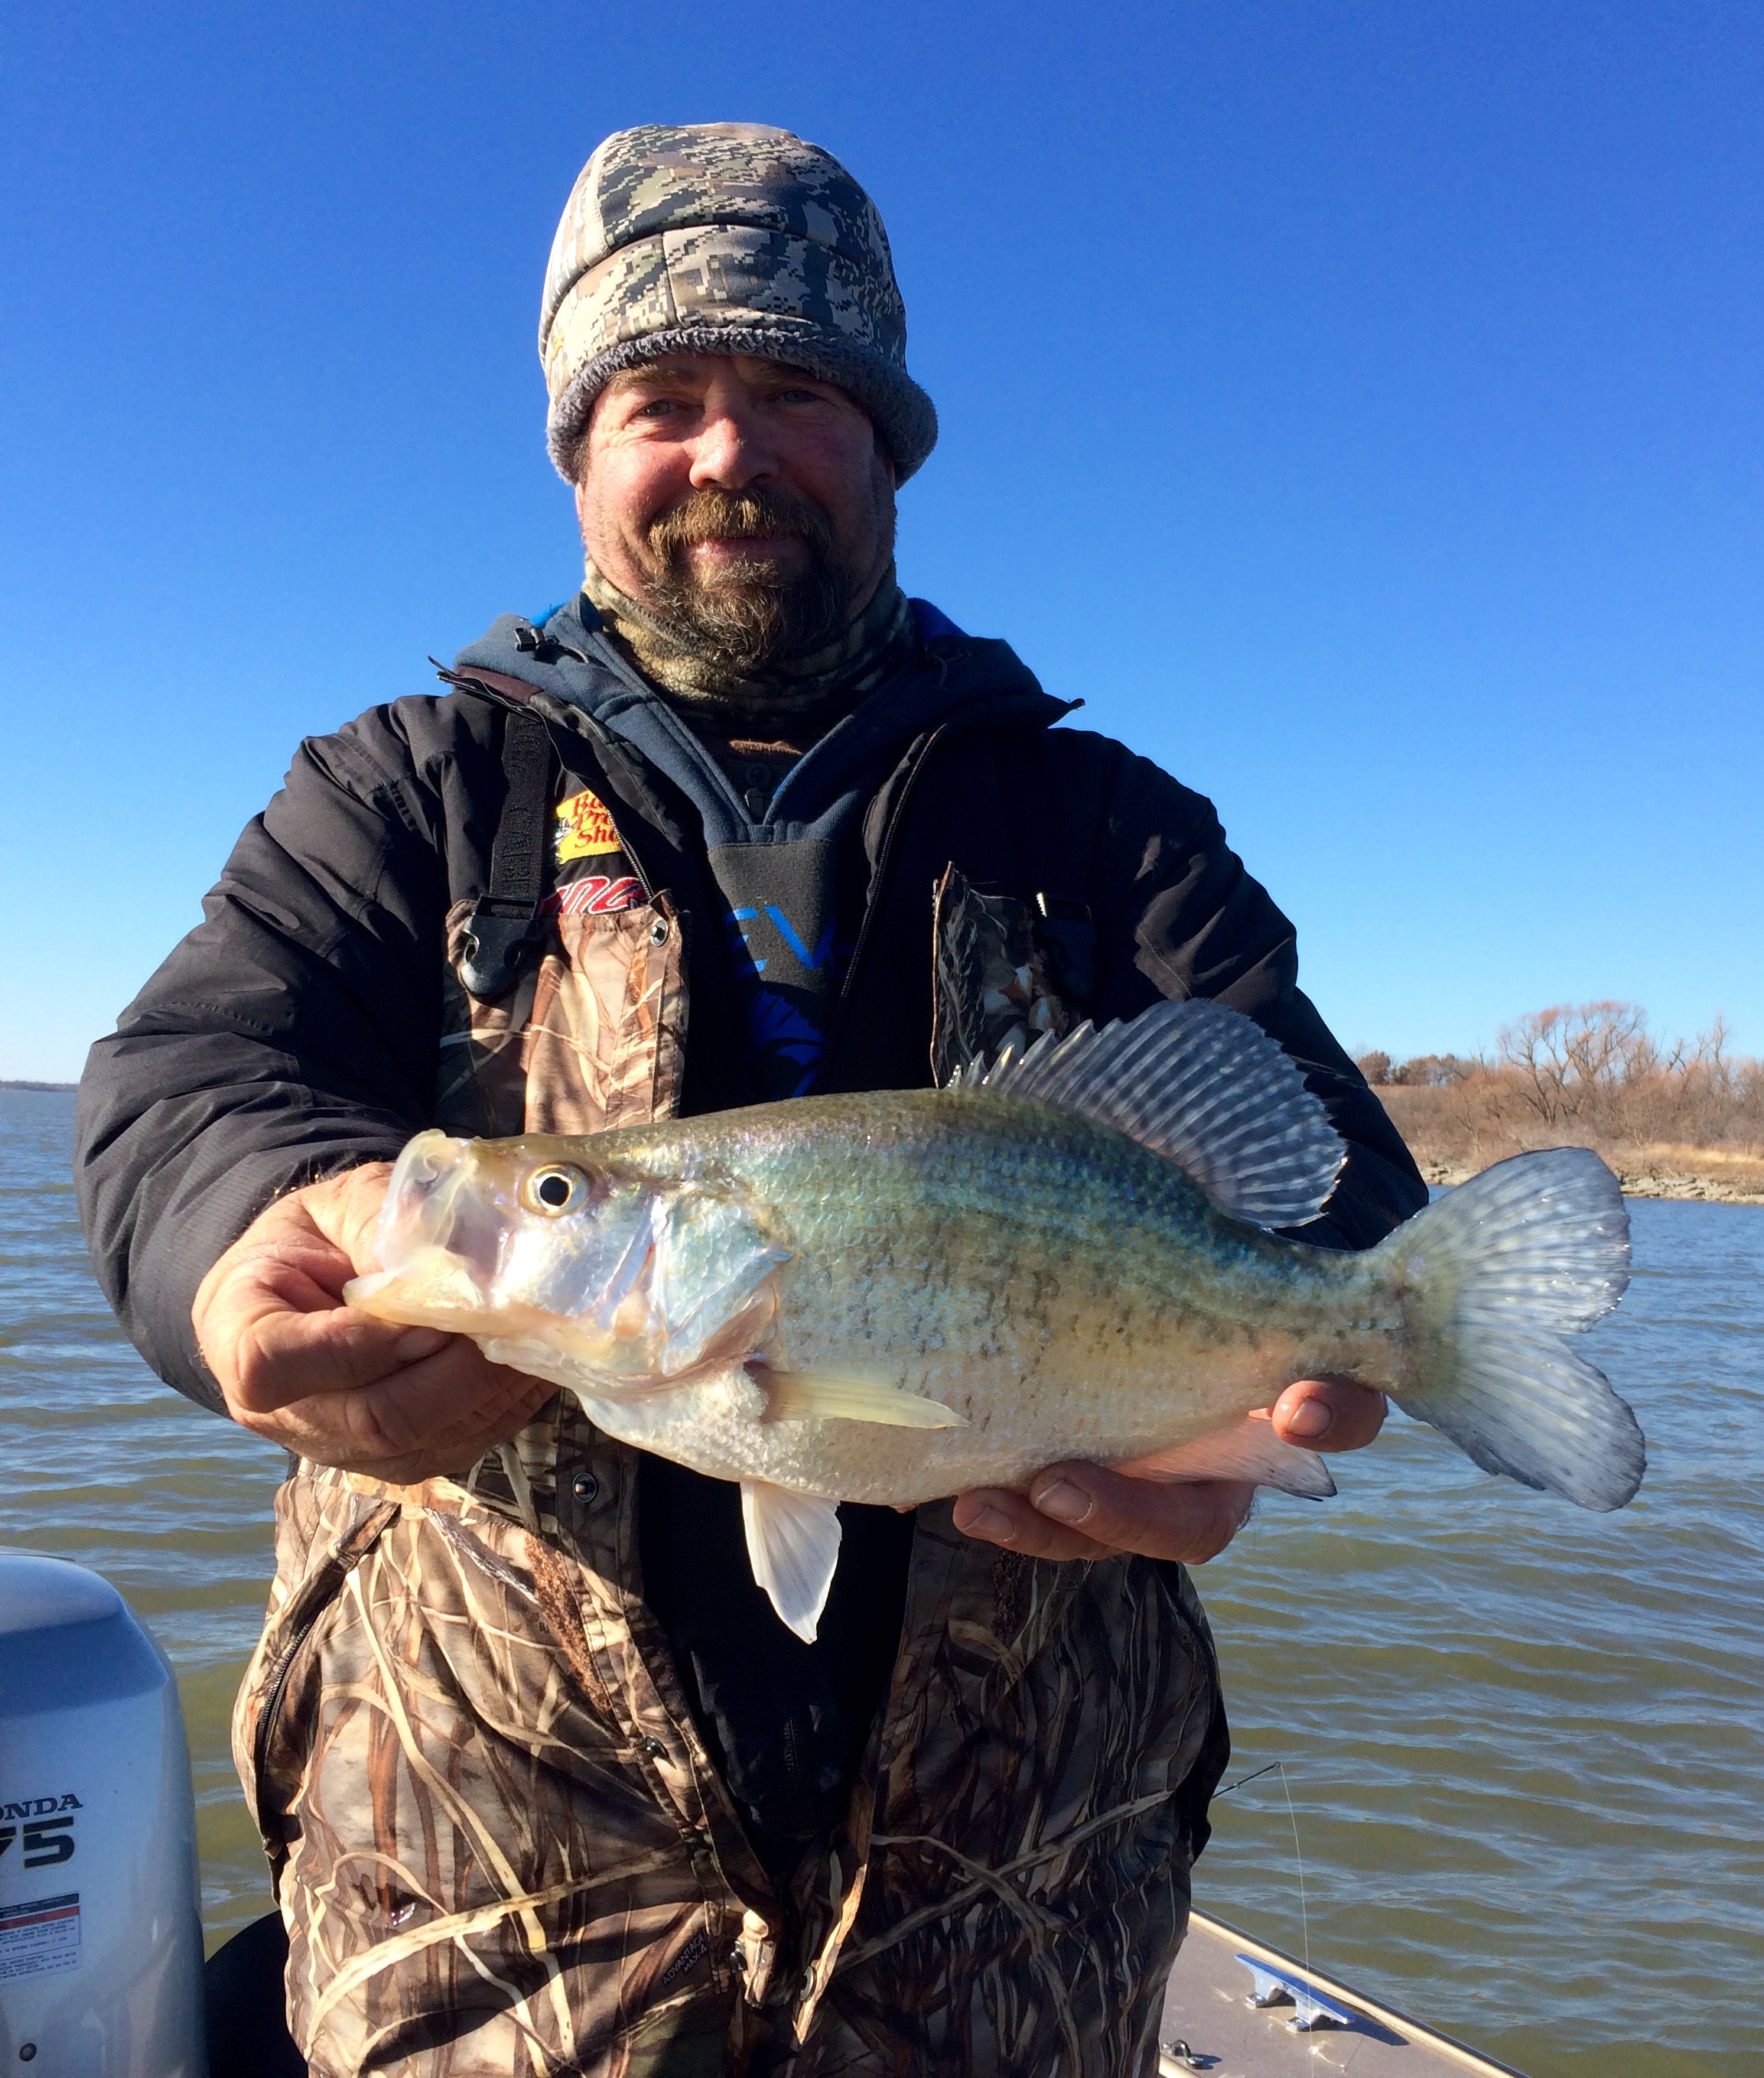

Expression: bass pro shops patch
xmin=555 ymin=789 xmax=623 ymax=863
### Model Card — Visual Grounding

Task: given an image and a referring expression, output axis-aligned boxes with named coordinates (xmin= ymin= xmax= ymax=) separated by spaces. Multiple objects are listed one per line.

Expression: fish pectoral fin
xmin=760 ymin=1368 xmax=968 ymax=1429
xmin=740 ymin=1483 xmax=842 ymax=1643
xmin=1114 ymin=1413 xmax=1337 ymax=1499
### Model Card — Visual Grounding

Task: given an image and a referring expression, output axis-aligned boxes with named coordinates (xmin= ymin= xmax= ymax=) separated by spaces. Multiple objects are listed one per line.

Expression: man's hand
xmin=193 ymin=1164 xmax=552 ymax=1484
xmin=951 ymin=1377 xmax=1387 ymax=1565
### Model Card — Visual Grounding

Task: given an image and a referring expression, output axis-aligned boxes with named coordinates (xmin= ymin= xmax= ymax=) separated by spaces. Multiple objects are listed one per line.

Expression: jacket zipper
xmin=818 ymin=720 xmax=955 ymax=1080
xmin=821 ymin=682 xmax=1081 ymax=1079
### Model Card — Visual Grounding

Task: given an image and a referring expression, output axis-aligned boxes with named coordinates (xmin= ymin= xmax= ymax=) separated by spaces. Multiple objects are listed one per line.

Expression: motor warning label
xmin=0 ymin=1894 xmax=81 ymax=1981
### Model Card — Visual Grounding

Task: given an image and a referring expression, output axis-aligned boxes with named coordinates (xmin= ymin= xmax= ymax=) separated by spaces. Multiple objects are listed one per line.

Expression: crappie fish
xmin=347 ymin=1001 xmax=1643 ymax=1639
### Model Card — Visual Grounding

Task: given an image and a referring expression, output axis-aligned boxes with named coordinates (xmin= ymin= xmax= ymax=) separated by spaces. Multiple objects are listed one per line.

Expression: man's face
xmin=574 ymin=353 xmax=897 ymax=672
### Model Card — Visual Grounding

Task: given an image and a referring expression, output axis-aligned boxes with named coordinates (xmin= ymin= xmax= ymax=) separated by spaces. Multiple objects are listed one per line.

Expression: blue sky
xmin=4 ymin=0 xmax=1760 ymax=1081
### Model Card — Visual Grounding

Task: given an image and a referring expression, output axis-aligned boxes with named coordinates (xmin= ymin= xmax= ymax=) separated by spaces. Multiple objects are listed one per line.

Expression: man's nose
xmin=686 ymin=405 xmax=776 ymax=491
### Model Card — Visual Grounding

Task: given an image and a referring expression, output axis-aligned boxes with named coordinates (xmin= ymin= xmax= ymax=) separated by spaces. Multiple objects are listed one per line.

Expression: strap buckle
xmin=456 ymin=897 xmax=545 ymax=1000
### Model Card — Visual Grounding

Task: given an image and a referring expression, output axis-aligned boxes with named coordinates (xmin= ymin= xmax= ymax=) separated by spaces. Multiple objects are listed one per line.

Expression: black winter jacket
xmin=75 ymin=605 xmax=1425 ymax=1411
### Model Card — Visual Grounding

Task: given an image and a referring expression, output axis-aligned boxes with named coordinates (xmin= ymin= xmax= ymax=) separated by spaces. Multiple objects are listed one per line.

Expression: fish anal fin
xmin=1114 ymin=1412 xmax=1336 ymax=1499
xmin=760 ymin=1368 xmax=967 ymax=1429
xmin=740 ymin=1483 xmax=841 ymax=1641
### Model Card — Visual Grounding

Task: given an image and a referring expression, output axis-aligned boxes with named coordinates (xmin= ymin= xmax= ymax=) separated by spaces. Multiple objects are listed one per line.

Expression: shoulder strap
xmin=457 ymin=707 xmax=556 ymax=1000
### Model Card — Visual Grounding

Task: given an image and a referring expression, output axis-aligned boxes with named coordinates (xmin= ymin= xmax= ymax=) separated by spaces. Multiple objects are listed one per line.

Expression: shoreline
xmin=1418 ymin=1161 xmax=1764 ymax=1205
xmin=7 ymin=1081 xmax=1760 ymax=1204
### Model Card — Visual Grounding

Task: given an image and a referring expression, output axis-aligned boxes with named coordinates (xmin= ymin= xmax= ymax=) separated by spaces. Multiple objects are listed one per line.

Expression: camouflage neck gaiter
xmin=582 ymin=561 xmax=916 ymax=727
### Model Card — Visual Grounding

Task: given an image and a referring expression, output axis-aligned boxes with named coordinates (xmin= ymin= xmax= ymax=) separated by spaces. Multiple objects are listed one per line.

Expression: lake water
xmin=2 ymin=1086 xmax=1760 ymax=2076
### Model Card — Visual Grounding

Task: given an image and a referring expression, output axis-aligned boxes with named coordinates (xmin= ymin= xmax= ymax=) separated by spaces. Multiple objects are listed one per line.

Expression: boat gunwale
xmin=1161 ymin=1910 xmax=1532 ymax=2078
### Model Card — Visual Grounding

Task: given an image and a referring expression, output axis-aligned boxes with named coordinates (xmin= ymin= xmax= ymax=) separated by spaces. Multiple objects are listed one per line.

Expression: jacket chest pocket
xmin=436 ymin=893 xmax=686 ymax=1137
xmin=930 ymin=864 xmax=1092 ymax=1084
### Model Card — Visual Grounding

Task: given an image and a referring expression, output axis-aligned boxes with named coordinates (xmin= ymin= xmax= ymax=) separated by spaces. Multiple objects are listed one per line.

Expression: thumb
xmin=296 ymin=1162 xmax=397 ymax=1274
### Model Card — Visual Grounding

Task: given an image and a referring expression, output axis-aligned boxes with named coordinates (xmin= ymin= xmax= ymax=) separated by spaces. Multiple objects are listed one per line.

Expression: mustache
xmin=646 ymin=487 xmax=837 ymax=567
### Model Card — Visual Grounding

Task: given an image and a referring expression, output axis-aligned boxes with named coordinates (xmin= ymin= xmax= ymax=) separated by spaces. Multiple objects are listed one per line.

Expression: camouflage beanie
xmin=540 ymin=122 xmax=937 ymax=483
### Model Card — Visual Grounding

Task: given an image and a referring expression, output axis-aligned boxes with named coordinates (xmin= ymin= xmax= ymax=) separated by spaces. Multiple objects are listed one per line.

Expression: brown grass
xmin=1359 ymin=1003 xmax=1764 ymax=1202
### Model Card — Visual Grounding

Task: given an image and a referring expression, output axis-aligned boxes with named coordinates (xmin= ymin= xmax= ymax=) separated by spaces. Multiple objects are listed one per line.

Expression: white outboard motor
xmin=0 ymin=1554 xmax=206 ymax=2076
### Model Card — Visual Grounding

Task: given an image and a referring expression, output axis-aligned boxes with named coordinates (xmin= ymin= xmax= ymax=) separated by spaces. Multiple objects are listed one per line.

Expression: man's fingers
xmin=1269 ymin=1376 xmax=1388 ymax=1453
xmin=1032 ymin=1465 xmax=1255 ymax=1563
xmin=954 ymin=1468 xmax=1256 ymax=1564
xmin=220 ymin=1303 xmax=437 ymax=1414
xmin=337 ymin=1342 xmax=546 ymax=1461
xmin=235 ymin=1341 xmax=554 ymax=1481
xmin=191 ymin=1164 xmax=551 ymax=1481
xmin=952 ymin=1488 xmax=1114 ymax=1560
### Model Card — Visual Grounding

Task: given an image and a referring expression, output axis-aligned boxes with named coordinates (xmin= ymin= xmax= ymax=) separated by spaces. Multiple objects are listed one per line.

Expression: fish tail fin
xmin=1376 ymin=1148 xmax=1644 ymax=1511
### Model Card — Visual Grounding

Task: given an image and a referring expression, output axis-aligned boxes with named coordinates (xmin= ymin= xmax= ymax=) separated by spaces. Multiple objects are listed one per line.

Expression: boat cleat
xmin=1235 ymin=1953 xmax=1356 ymax=2031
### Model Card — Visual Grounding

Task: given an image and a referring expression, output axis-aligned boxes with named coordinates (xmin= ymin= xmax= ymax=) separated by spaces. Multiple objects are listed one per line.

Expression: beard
xmin=628 ymin=486 xmax=871 ymax=675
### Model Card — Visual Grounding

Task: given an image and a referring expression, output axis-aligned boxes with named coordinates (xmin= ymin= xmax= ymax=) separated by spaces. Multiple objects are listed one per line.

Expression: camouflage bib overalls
xmin=233 ymin=711 xmax=1229 ymax=2078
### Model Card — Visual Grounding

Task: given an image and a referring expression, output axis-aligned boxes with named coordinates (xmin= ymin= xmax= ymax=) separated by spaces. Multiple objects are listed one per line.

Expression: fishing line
xmin=1277 ymin=1760 xmax=1311 ymax=1977
xmin=1206 ymin=1756 xmax=1313 ymax=1975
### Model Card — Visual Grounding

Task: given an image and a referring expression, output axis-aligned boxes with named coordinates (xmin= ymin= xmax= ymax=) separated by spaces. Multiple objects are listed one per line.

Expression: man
xmin=77 ymin=123 xmax=1421 ymax=2076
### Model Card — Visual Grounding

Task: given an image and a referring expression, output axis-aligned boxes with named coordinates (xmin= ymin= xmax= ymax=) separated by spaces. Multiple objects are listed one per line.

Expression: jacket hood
xmin=453 ymin=593 xmax=1061 ymax=725
xmin=449 ymin=593 xmax=1072 ymax=848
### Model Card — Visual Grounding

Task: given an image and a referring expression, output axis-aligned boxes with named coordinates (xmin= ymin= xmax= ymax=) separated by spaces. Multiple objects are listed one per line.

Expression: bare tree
xmin=1389 ymin=1053 xmax=1478 ymax=1087
xmin=1372 ymin=1002 xmax=1762 ymax=1182
xmin=1498 ymin=1002 xmax=1655 ymax=1124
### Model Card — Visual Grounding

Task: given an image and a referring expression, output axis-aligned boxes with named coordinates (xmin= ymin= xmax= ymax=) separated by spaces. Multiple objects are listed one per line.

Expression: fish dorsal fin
xmin=955 ymin=999 xmax=1346 ymax=1229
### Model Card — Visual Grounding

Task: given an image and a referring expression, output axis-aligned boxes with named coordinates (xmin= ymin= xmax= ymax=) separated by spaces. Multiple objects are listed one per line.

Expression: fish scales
xmin=376 ymin=1092 xmax=1414 ymax=1502
xmin=346 ymin=999 xmax=1642 ymax=1638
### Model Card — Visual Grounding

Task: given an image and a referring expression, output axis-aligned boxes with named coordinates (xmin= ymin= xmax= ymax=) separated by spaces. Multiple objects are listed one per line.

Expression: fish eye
xmin=522 ymin=1164 xmax=590 ymax=1217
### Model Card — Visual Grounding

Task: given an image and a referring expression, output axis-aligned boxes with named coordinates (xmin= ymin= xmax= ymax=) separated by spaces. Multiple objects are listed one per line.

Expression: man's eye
xmin=772 ymin=386 xmax=821 ymax=405
xmin=634 ymin=397 xmax=680 ymax=418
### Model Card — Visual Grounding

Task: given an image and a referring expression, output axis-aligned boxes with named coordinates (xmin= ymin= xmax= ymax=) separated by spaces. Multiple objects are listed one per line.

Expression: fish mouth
xmin=343 ymin=1130 xmax=505 ymax=1332
xmin=343 ymin=1129 xmax=795 ymax=1388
